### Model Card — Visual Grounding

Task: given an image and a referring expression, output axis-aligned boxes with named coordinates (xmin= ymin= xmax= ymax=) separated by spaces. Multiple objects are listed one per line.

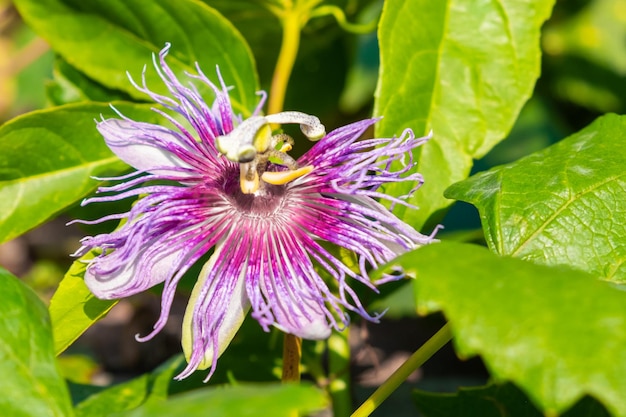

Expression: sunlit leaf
xmin=375 ymin=0 xmax=555 ymax=229
xmin=117 ymin=383 xmax=326 ymax=417
xmin=413 ymin=382 xmax=610 ymax=417
xmin=0 ymin=102 xmax=159 ymax=244
xmin=386 ymin=241 xmax=626 ymax=416
xmin=50 ymin=250 xmax=117 ymax=355
xmin=14 ymin=0 xmax=259 ymax=114
xmin=0 ymin=268 xmax=74 ymax=417
xmin=447 ymin=114 xmax=626 ymax=282
xmin=74 ymin=355 xmax=184 ymax=417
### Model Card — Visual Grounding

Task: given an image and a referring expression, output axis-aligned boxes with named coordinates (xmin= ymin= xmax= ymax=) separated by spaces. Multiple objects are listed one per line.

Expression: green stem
xmin=268 ymin=7 xmax=302 ymax=115
xmin=351 ymin=322 xmax=453 ymax=417
xmin=328 ymin=328 xmax=352 ymax=417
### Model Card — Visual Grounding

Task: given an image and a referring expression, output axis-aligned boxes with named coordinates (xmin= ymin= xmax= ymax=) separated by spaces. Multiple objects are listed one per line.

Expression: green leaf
xmin=14 ymin=0 xmax=259 ymax=114
xmin=446 ymin=114 xmax=626 ymax=282
xmin=0 ymin=268 xmax=74 ymax=417
xmin=116 ymin=383 xmax=327 ymax=417
xmin=413 ymin=382 xmax=610 ymax=417
xmin=374 ymin=0 xmax=555 ymax=229
xmin=368 ymin=280 xmax=417 ymax=318
xmin=387 ymin=241 xmax=626 ymax=416
xmin=74 ymin=355 xmax=184 ymax=417
xmin=0 ymin=102 xmax=159 ymax=244
xmin=50 ymin=250 xmax=118 ymax=355
xmin=47 ymin=58 xmax=132 ymax=106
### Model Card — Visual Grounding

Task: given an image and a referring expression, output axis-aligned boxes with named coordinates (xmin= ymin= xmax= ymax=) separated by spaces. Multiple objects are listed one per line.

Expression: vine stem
xmin=268 ymin=6 xmax=301 ymax=115
xmin=351 ymin=322 xmax=453 ymax=417
xmin=282 ymin=333 xmax=303 ymax=382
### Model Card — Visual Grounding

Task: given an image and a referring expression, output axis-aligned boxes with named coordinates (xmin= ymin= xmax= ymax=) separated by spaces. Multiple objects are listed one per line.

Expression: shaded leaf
xmin=374 ymin=0 xmax=555 ymax=229
xmin=446 ymin=114 xmax=626 ymax=282
xmin=50 ymin=250 xmax=118 ymax=355
xmin=413 ymin=382 xmax=610 ymax=417
xmin=47 ymin=58 xmax=132 ymax=106
xmin=0 ymin=268 xmax=74 ymax=417
xmin=116 ymin=383 xmax=326 ymax=417
xmin=385 ymin=241 xmax=626 ymax=416
xmin=368 ymin=280 xmax=417 ymax=318
xmin=14 ymin=0 xmax=259 ymax=114
xmin=0 ymin=102 xmax=159 ymax=244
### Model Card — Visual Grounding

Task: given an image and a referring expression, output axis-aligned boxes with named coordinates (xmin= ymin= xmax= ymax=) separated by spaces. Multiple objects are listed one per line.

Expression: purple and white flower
xmin=73 ymin=44 xmax=436 ymax=380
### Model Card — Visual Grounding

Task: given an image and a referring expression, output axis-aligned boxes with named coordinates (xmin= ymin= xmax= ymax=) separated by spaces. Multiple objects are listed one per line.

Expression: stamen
xmin=262 ymin=166 xmax=314 ymax=185
xmin=279 ymin=142 xmax=292 ymax=153
xmin=271 ymin=133 xmax=294 ymax=153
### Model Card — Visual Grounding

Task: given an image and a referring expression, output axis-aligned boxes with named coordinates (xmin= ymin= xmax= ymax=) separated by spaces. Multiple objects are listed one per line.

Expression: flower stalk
xmin=282 ymin=333 xmax=303 ymax=382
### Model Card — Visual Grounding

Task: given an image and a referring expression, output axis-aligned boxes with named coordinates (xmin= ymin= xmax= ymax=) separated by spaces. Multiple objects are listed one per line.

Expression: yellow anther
xmin=278 ymin=142 xmax=293 ymax=153
xmin=261 ymin=165 xmax=313 ymax=185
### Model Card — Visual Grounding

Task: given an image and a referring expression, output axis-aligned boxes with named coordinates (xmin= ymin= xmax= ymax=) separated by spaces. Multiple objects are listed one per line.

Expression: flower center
xmin=214 ymin=111 xmax=326 ymax=194
xmin=221 ymin=166 xmax=287 ymax=216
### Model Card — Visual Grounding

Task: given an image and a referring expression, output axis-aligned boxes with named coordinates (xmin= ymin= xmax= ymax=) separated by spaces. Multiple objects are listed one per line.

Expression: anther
xmin=261 ymin=166 xmax=313 ymax=185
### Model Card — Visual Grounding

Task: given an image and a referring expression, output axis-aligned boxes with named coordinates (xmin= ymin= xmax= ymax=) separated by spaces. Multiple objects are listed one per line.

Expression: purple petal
xmin=97 ymin=118 xmax=194 ymax=176
xmin=180 ymin=248 xmax=249 ymax=378
xmin=84 ymin=245 xmax=183 ymax=300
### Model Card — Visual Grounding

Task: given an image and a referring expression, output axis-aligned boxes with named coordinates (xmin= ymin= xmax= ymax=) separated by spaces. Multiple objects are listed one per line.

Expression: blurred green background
xmin=0 ymin=1 xmax=624 ymax=414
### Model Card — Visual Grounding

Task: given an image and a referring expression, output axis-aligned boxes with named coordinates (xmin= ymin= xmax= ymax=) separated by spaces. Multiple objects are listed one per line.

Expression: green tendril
xmin=310 ymin=5 xmax=378 ymax=35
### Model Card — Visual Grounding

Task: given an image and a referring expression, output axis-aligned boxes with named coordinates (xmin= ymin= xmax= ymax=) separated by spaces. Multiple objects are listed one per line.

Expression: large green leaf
xmin=446 ymin=114 xmax=626 ymax=282
xmin=116 ymin=383 xmax=327 ymax=417
xmin=74 ymin=355 xmax=184 ymax=417
xmin=14 ymin=0 xmax=259 ymax=114
xmin=0 ymin=102 xmax=159 ymax=244
xmin=0 ymin=268 xmax=74 ymax=417
xmin=413 ymin=382 xmax=610 ymax=417
xmin=374 ymin=0 xmax=555 ymax=229
xmin=386 ymin=241 xmax=626 ymax=416
xmin=50 ymin=250 xmax=118 ymax=355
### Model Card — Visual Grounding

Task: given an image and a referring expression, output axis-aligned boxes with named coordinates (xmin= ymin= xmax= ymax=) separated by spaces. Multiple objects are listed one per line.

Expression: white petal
xmin=181 ymin=250 xmax=250 ymax=370
xmin=84 ymin=248 xmax=181 ymax=300
xmin=274 ymin=302 xmax=332 ymax=340
xmin=97 ymin=119 xmax=192 ymax=175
